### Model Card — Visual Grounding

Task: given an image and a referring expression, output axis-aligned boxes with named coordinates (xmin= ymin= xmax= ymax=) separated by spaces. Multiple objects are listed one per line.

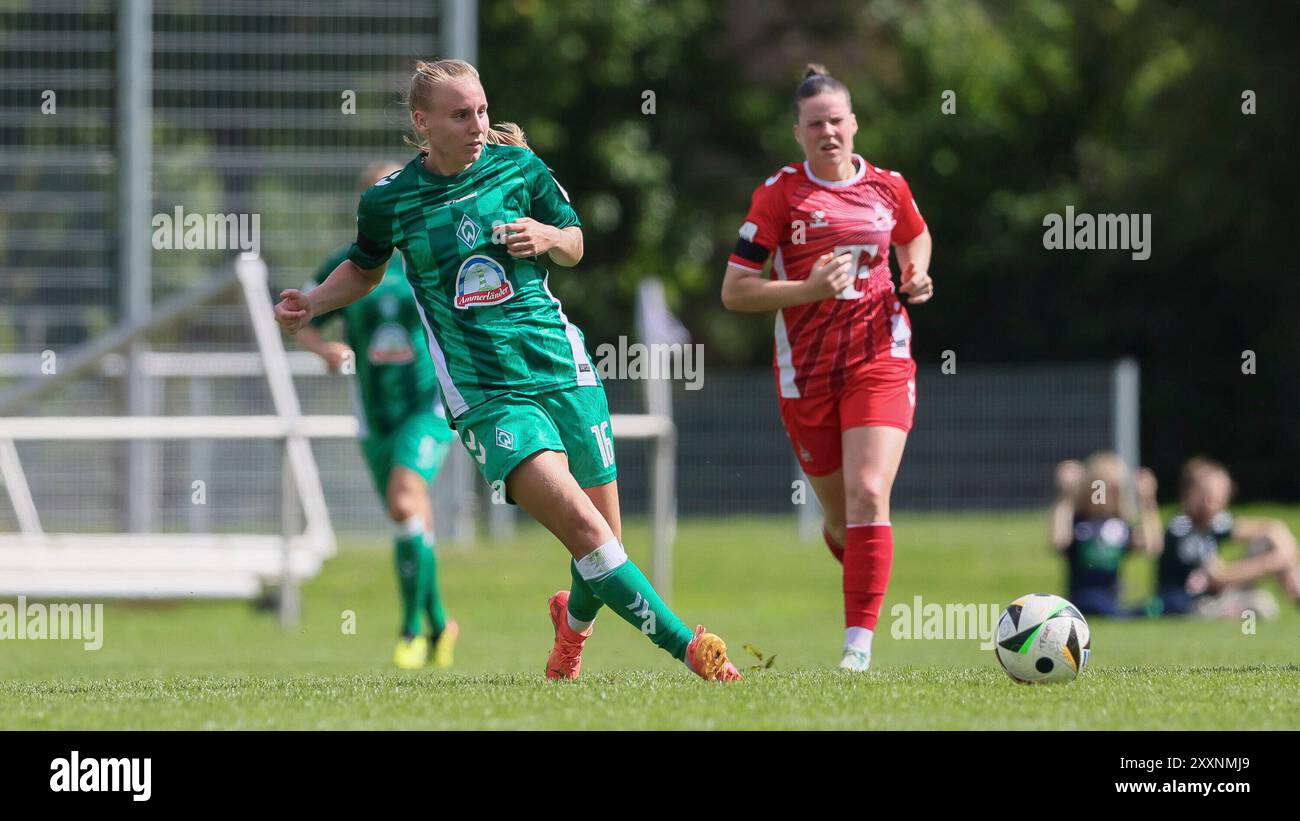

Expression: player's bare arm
xmin=896 ymin=226 xmax=933 ymax=304
xmin=504 ymin=218 xmax=583 ymax=266
xmin=720 ymin=251 xmax=853 ymax=312
xmin=275 ymin=259 xmax=386 ymax=334
xmin=293 ymin=325 xmax=352 ymax=373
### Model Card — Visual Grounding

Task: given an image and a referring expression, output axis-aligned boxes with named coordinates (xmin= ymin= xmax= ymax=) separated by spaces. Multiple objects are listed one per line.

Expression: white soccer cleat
xmin=838 ymin=648 xmax=872 ymax=672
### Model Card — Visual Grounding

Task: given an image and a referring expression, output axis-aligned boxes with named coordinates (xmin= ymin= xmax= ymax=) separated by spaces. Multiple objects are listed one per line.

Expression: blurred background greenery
xmin=1 ymin=0 xmax=1295 ymax=500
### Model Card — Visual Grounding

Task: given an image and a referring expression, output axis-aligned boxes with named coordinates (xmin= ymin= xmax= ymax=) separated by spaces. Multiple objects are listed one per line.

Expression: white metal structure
xmin=0 ymin=255 xmax=340 ymax=626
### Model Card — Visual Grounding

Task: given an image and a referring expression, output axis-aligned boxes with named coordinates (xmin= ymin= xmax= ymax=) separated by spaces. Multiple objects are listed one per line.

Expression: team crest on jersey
xmin=809 ymin=210 xmax=830 ymax=228
xmin=456 ymin=213 xmax=482 ymax=247
xmin=454 ymin=254 xmax=514 ymax=309
xmin=495 ymin=427 xmax=515 ymax=450
xmin=867 ymin=203 xmax=896 ymax=231
xmin=367 ymin=322 xmax=415 ymax=365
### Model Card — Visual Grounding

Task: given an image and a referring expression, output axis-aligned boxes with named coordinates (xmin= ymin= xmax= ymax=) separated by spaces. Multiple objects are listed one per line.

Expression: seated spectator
xmin=1051 ymin=452 xmax=1161 ymax=617
xmin=1153 ymin=457 xmax=1299 ymax=619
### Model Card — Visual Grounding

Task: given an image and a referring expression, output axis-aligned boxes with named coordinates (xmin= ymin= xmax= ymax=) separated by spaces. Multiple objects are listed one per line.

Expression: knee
xmin=1274 ymin=537 xmax=1298 ymax=565
xmin=845 ymin=474 xmax=891 ymax=521
xmin=387 ymin=486 xmax=424 ymax=523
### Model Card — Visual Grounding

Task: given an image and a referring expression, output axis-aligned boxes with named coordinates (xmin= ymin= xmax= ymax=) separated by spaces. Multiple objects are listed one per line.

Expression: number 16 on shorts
xmin=590 ymin=421 xmax=615 ymax=469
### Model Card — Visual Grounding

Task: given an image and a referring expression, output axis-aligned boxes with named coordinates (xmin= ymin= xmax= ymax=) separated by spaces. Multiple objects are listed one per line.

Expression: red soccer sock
xmin=843 ymin=522 xmax=894 ymax=630
xmin=822 ymin=526 xmax=845 ymax=565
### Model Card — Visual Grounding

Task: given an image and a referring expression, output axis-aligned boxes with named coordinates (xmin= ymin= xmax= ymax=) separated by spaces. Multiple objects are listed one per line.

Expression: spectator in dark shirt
xmin=1050 ymin=452 xmax=1161 ymax=617
xmin=1153 ymin=457 xmax=1299 ymax=618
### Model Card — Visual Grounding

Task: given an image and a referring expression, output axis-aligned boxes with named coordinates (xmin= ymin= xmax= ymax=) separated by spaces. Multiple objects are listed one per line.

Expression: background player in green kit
xmin=294 ymin=162 xmax=458 ymax=670
xmin=274 ymin=59 xmax=742 ymax=681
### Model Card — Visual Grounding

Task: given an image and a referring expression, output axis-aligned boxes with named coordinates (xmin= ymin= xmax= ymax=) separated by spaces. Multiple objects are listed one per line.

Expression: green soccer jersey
xmin=345 ymin=144 xmax=595 ymax=419
xmin=309 ymin=248 xmax=443 ymax=438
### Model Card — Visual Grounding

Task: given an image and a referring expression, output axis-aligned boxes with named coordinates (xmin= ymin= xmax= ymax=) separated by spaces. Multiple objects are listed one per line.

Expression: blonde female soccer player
xmin=276 ymin=60 xmax=740 ymax=681
xmin=721 ymin=64 xmax=934 ymax=671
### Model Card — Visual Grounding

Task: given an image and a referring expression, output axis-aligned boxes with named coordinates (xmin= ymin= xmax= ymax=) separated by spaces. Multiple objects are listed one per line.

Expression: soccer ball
xmin=993 ymin=593 xmax=1090 ymax=684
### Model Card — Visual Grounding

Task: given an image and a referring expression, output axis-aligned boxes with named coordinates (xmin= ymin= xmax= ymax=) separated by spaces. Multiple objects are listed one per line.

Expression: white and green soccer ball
xmin=993 ymin=593 xmax=1090 ymax=684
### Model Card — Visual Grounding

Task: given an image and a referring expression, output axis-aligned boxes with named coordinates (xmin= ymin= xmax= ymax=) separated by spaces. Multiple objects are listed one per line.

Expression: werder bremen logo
xmin=456 ymin=213 xmax=481 ymax=246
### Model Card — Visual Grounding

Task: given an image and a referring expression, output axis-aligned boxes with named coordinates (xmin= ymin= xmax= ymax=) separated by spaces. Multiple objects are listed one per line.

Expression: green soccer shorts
xmin=361 ymin=412 xmax=455 ymax=496
xmin=452 ymin=385 xmax=618 ymax=501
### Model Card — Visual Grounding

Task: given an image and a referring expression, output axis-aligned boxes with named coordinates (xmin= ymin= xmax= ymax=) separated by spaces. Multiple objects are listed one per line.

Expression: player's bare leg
xmin=583 ymin=479 xmax=623 ymax=541
xmin=507 ymin=451 xmax=739 ymax=680
xmin=837 ymin=425 xmax=908 ymax=671
xmin=507 ymin=451 xmax=614 ymax=559
xmin=1206 ymin=537 xmax=1300 ymax=610
xmin=806 ymin=469 xmax=847 ymax=562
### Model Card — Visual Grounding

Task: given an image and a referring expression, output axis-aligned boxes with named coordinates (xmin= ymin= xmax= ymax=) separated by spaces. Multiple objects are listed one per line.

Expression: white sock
xmin=566 ymin=612 xmax=594 ymax=634
xmin=574 ymin=538 xmax=628 ymax=581
xmin=392 ymin=515 xmax=424 ymax=539
xmin=845 ymin=626 xmax=873 ymax=654
xmin=567 ymin=539 xmax=625 ymax=633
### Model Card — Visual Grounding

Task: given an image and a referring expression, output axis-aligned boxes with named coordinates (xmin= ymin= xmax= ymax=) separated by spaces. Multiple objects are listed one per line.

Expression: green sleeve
xmin=346 ymin=185 xmax=396 ymax=270
xmin=526 ymin=152 xmax=581 ymax=230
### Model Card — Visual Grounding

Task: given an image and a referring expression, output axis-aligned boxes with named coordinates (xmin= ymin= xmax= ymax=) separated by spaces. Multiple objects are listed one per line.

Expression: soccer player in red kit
xmin=721 ymin=64 xmax=934 ymax=671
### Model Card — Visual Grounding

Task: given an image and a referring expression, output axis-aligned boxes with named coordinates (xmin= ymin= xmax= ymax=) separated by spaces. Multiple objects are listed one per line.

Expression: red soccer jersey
xmin=727 ymin=154 xmax=926 ymax=398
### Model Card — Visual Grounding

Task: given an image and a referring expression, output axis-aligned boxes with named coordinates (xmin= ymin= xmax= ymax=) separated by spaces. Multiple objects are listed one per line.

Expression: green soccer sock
xmin=567 ymin=559 xmax=604 ymax=625
xmin=422 ymin=531 xmax=447 ymax=637
xmin=393 ymin=516 xmax=428 ymax=638
xmin=576 ymin=540 xmax=693 ymax=661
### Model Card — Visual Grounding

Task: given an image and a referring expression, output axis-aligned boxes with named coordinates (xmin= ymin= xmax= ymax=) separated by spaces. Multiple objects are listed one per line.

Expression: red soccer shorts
xmin=779 ymin=358 xmax=917 ymax=477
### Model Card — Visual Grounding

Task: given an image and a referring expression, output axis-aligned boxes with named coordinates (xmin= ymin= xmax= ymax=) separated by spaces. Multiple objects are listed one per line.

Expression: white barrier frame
xmin=0 ymin=255 xmax=334 ymax=627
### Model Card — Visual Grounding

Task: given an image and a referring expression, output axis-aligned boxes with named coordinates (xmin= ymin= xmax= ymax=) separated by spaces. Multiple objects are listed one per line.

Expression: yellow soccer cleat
xmin=393 ymin=635 xmax=429 ymax=670
xmin=430 ymin=619 xmax=459 ymax=669
xmin=685 ymin=624 xmax=743 ymax=682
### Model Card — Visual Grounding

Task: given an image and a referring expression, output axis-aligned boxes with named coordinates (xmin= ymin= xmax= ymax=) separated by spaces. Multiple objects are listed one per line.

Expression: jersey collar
xmin=416 ymin=146 xmax=489 ymax=183
xmin=803 ymin=153 xmax=867 ymax=188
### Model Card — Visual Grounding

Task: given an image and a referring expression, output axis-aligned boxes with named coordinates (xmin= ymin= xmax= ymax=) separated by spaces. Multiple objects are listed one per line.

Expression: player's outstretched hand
xmin=503 ymin=217 xmax=558 ymax=258
xmin=899 ymin=261 xmax=933 ymax=304
xmin=275 ymin=289 xmax=313 ymax=334
xmin=806 ymin=251 xmax=854 ymax=299
xmin=319 ymin=342 xmax=353 ymax=373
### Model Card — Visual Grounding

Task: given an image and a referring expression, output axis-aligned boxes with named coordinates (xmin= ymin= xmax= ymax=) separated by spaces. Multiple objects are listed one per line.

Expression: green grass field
xmin=3 ymin=509 xmax=1299 ymax=729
